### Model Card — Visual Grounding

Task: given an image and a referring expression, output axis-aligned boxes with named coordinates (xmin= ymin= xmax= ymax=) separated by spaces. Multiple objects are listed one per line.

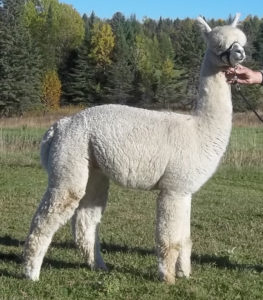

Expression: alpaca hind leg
xmin=156 ymin=191 xmax=192 ymax=284
xmin=72 ymin=172 xmax=109 ymax=270
xmin=24 ymin=169 xmax=89 ymax=281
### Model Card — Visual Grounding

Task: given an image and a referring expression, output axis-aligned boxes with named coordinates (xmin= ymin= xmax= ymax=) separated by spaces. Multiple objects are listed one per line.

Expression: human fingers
xmin=225 ymin=67 xmax=236 ymax=75
xmin=234 ymin=65 xmax=248 ymax=74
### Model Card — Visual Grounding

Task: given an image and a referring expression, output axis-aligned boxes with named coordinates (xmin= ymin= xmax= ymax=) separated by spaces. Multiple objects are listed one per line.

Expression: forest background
xmin=1 ymin=0 xmax=263 ymax=117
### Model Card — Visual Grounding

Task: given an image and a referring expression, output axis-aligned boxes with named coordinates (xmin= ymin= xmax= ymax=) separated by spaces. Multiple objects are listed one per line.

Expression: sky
xmin=62 ymin=0 xmax=263 ymax=21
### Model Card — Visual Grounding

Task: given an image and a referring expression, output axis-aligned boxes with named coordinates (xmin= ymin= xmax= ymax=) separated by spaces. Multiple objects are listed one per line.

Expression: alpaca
xmin=24 ymin=14 xmax=246 ymax=283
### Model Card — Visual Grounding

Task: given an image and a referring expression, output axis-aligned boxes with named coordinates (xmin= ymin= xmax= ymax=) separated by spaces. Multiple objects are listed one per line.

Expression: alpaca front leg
xmin=72 ymin=172 xmax=109 ymax=270
xmin=156 ymin=191 xmax=192 ymax=284
xmin=176 ymin=238 xmax=192 ymax=278
xmin=24 ymin=187 xmax=85 ymax=281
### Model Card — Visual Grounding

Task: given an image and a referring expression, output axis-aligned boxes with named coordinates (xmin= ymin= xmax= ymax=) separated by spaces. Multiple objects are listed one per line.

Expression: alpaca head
xmin=197 ymin=13 xmax=247 ymax=67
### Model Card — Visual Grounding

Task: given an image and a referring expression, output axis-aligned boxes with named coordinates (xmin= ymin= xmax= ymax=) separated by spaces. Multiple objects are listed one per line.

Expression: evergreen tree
xmin=232 ymin=16 xmax=263 ymax=112
xmin=103 ymin=58 xmax=134 ymax=104
xmin=62 ymin=45 xmax=92 ymax=105
xmin=61 ymin=13 xmax=99 ymax=106
xmin=0 ymin=0 xmax=42 ymax=116
xmin=253 ymin=20 xmax=263 ymax=64
xmin=101 ymin=13 xmax=135 ymax=104
xmin=242 ymin=16 xmax=261 ymax=61
xmin=171 ymin=19 xmax=206 ymax=108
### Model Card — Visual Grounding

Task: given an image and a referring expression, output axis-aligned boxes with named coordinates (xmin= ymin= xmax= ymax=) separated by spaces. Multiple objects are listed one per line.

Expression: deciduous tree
xmin=42 ymin=69 xmax=61 ymax=110
xmin=23 ymin=0 xmax=85 ymax=68
xmin=89 ymin=22 xmax=115 ymax=67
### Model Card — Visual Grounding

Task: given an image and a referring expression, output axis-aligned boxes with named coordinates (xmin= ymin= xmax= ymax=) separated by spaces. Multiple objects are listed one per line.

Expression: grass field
xmin=0 ymin=116 xmax=263 ymax=299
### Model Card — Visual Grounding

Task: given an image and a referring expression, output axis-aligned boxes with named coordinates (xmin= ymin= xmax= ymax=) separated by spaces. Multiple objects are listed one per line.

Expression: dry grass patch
xmin=0 ymin=106 xmax=83 ymax=129
xmin=233 ymin=111 xmax=263 ymax=127
xmin=0 ymin=109 xmax=262 ymax=129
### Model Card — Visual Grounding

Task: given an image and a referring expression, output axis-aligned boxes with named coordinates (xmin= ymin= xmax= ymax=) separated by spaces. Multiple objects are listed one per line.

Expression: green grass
xmin=0 ymin=126 xmax=263 ymax=299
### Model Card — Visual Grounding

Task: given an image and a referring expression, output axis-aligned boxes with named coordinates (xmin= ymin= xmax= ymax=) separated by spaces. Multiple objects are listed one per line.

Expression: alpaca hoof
xmin=24 ymin=269 xmax=40 ymax=281
xmin=26 ymin=274 xmax=39 ymax=281
xmin=96 ymin=264 xmax=108 ymax=271
xmin=163 ymin=275 xmax=176 ymax=284
xmin=159 ymin=272 xmax=175 ymax=284
xmin=176 ymin=269 xmax=191 ymax=278
xmin=176 ymin=264 xmax=191 ymax=278
xmin=89 ymin=259 xmax=108 ymax=271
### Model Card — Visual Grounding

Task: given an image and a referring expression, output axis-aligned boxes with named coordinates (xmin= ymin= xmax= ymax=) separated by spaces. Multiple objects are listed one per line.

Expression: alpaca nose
xmin=233 ymin=45 xmax=246 ymax=62
xmin=235 ymin=49 xmax=245 ymax=61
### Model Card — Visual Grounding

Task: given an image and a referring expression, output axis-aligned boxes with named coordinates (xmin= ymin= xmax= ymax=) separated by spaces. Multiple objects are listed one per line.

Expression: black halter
xmin=219 ymin=42 xmax=238 ymax=66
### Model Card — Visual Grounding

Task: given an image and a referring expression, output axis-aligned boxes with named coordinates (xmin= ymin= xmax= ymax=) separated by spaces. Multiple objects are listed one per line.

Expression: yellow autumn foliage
xmin=89 ymin=22 xmax=115 ymax=67
xmin=42 ymin=70 xmax=62 ymax=110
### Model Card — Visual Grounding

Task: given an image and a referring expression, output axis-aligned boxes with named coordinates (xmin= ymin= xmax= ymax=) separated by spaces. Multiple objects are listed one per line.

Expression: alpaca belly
xmin=115 ymin=168 xmax=161 ymax=189
xmin=101 ymin=155 xmax=165 ymax=189
xmin=92 ymin=143 xmax=168 ymax=190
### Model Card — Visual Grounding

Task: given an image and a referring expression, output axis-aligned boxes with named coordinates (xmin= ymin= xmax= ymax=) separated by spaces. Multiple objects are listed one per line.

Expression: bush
xmin=42 ymin=70 xmax=62 ymax=110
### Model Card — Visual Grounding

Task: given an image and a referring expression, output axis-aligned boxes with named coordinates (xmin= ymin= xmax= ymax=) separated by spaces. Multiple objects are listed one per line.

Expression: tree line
xmin=0 ymin=0 xmax=263 ymax=116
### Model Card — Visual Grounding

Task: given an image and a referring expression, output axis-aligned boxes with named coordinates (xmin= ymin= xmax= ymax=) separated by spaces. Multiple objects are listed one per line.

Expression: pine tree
xmin=0 ymin=0 xmax=43 ymax=116
xmin=242 ymin=16 xmax=261 ymax=61
xmin=171 ymin=19 xmax=206 ymax=109
xmin=102 ymin=13 xmax=135 ymax=104
xmin=103 ymin=58 xmax=134 ymax=104
xmin=62 ymin=45 xmax=92 ymax=105
xmin=61 ymin=14 xmax=98 ymax=106
xmin=253 ymin=20 xmax=263 ymax=64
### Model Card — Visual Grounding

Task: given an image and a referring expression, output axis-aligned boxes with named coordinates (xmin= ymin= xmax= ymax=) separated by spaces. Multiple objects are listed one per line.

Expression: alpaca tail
xmin=40 ymin=125 xmax=55 ymax=171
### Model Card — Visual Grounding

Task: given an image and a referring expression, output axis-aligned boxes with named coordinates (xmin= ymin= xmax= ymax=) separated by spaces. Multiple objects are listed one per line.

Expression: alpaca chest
xmin=157 ymin=153 xmax=221 ymax=193
xmin=157 ymin=133 xmax=229 ymax=194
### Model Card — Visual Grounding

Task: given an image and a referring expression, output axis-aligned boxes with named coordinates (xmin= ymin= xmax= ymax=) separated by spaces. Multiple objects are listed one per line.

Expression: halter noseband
xmin=219 ymin=42 xmax=239 ymax=66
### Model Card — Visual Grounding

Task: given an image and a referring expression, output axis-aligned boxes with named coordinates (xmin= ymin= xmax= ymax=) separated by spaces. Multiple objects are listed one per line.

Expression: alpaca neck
xmin=195 ymin=50 xmax=232 ymax=127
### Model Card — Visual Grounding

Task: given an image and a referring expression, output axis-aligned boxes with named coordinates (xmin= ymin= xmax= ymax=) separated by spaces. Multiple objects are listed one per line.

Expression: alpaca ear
xmin=231 ymin=13 xmax=241 ymax=27
xmin=197 ymin=16 xmax=212 ymax=39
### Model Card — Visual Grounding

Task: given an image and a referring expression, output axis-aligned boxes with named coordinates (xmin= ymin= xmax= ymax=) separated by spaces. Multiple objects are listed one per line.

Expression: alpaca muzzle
xmin=219 ymin=42 xmax=245 ymax=66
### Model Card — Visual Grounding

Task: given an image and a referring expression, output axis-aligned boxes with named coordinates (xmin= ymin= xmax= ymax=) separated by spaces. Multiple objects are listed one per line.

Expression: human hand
xmin=225 ymin=65 xmax=263 ymax=85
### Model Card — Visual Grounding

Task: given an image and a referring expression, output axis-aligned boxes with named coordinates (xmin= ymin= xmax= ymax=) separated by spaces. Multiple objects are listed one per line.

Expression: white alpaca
xmin=24 ymin=14 xmax=246 ymax=283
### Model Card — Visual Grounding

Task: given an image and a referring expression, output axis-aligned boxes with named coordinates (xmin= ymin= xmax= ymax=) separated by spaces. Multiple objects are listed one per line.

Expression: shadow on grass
xmin=0 ymin=236 xmax=156 ymax=281
xmin=192 ymin=253 xmax=263 ymax=273
xmin=0 ymin=235 xmax=155 ymax=256
xmin=0 ymin=252 xmax=24 ymax=279
xmin=101 ymin=242 xmax=155 ymax=256
xmin=0 ymin=252 xmax=21 ymax=264
xmin=0 ymin=269 xmax=24 ymax=279
xmin=0 ymin=235 xmax=262 ymax=278
xmin=0 ymin=235 xmax=23 ymax=247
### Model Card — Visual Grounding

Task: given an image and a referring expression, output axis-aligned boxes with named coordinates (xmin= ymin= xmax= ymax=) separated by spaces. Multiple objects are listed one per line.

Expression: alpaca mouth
xmin=232 ymin=53 xmax=246 ymax=66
